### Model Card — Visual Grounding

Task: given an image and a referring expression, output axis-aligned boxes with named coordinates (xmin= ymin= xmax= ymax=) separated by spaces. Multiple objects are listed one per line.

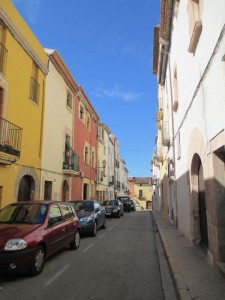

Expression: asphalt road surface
xmin=0 ymin=211 xmax=177 ymax=300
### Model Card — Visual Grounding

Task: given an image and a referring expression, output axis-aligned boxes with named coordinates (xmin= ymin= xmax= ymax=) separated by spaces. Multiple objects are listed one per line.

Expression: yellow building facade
xmin=128 ymin=177 xmax=152 ymax=210
xmin=0 ymin=1 xmax=48 ymax=208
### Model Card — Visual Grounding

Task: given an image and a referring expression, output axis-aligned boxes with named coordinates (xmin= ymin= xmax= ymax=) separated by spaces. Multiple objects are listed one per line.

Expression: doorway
xmin=17 ymin=175 xmax=35 ymax=202
xmin=198 ymin=163 xmax=208 ymax=249
xmin=62 ymin=180 xmax=69 ymax=201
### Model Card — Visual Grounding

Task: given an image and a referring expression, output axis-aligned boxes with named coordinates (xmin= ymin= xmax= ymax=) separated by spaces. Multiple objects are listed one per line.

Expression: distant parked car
xmin=68 ymin=200 xmax=106 ymax=236
xmin=102 ymin=199 xmax=124 ymax=218
xmin=117 ymin=196 xmax=132 ymax=212
xmin=0 ymin=201 xmax=80 ymax=276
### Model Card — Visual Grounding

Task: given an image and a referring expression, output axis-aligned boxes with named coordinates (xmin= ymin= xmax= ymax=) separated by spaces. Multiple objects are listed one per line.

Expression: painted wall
xmin=40 ymin=53 xmax=74 ymax=200
xmin=0 ymin=1 xmax=47 ymax=207
xmin=72 ymin=89 xmax=99 ymax=200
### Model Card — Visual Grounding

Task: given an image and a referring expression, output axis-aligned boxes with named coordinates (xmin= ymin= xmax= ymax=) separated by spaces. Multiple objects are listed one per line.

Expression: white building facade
xmin=153 ymin=0 xmax=225 ymax=272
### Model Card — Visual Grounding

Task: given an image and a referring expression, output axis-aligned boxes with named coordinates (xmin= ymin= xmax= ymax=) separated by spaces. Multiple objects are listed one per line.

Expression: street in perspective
xmin=0 ymin=211 xmax=177 ymax=300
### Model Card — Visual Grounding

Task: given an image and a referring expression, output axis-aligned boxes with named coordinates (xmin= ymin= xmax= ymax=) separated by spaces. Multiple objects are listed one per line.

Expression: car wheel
xmin=117 ymin=211 xmax=121 ymax=218
xmin=101 ymin=217 xmax=106 ymax=229
xmin=92 ymin=222 xmax=97 ymax=236
xmin=29 ymin=246 xmax=45 ymax=276
xmin=70 ymin=231 xmax=80 ymax=250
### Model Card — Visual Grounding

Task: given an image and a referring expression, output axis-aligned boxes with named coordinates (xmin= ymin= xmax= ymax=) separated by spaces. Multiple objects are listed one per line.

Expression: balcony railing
xmin=109 ymin=175 xmax=114 ymax=185
xmin=0 ymin=42 xmax=8 ymax=76
xmin=63 ymin=152 xmax=79 ymax=173
xmin=0 ymin=117 xmax=22 ymax=158
xmin=63 ymin=138 xmax=79 ymax=176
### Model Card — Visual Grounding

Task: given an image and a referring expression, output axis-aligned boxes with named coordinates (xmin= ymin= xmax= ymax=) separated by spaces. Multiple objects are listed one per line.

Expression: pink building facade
xmin=72 ymin=87 xmax=99 ymax=200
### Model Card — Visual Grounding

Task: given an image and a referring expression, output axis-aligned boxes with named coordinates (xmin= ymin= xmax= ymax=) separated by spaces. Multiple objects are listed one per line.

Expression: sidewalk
xmin=152 ymin=211 xmax=225 ymax=300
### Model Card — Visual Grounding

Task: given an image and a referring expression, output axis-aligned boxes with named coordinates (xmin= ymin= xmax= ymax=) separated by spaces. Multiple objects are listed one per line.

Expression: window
xmin=67 ymin=90 xmax=72 ymax=109
xmin=139 ymin=190 xmax=143 ymax=198
xmin=84 ymin=146 xmax=89 ymax=164
xmin=87 ymin=116 xmax=90 ymax=130
xmin=80 ymin=105 xmax=84 ymax=120
xmin=30 ymin=63 xmax=40 ymax=104
xmin=44 ymin=181 xmax=52 ymax=200
xmin=173 ymin=66 xmax=179 ymax=111
xmin=0 ymin=24 xmax=7 ymax=76
xmin=174 ymin=0 xmax=180 ymax=18
xmin=187 ymin=0 xmax=203 ymax=53
xmin=61 ymin=204 xmax=73 ymax=220
xmin=49 ymin=204 xmax=62 ymax=225
xmin=91 ymin=150 xmax=95 ymax=167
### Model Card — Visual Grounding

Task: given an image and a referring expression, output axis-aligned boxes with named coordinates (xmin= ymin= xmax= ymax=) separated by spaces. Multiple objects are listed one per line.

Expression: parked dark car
xmin=117 ymin=196 xmax=132 ymax=212
xmin=102 ymin=199 xmax=124 ymax=218
xmin=68 ymin=200 xmax=106 ymax=236
xmin=0 ymin=201 xmax=80 ymax=276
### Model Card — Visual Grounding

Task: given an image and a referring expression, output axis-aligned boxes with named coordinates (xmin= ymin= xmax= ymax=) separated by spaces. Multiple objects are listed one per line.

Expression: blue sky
xmin=12 ymin=0 xmax=160 ymax=177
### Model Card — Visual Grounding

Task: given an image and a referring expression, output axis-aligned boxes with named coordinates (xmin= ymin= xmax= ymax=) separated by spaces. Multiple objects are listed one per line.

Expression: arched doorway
xmin=62 ymin=180 xmax=69 ymax=201
xmin=198 ymin=163 xmax=208 ymax=249
xmin=191 ymin=154 xmax=208 ymax=249
xmin=18 ymin=175 xmax=35 ymax=202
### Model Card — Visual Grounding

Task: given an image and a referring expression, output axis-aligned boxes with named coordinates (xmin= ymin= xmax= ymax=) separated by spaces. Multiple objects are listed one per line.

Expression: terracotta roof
xmin=128 ymin=177 xmax=151 ymax=184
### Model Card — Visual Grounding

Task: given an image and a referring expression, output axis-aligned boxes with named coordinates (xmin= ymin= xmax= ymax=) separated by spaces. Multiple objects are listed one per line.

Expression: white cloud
xmin=93 ymin=84 xmax=142 ymax=102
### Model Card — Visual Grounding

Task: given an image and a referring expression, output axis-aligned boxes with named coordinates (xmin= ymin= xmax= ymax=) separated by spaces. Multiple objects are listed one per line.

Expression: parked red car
xmin=0 ymin=201 xmax=80 ymax=276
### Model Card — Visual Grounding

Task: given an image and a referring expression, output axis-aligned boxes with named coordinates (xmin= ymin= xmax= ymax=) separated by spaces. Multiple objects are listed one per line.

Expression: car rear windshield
xmin=71 ymin=201 xmax=94 ymax=212
xmin=0 ymin=203 xmax=47 ymax=224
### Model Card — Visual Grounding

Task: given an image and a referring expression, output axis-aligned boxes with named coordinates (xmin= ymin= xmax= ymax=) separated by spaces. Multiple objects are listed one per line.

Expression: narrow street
xmin=0 ymin=211 xmax=177 ymax=300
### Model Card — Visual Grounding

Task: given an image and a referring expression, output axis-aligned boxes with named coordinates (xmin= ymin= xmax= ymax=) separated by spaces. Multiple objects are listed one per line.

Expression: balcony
xmin=0 ymin=42 xmax=8 ymax=76
xmin=157 ymin=98 xmax=164 ymax=121
xmin=109 ymin=175 xmax=114 ymax=185
xmin=156 ymin=144 xmax=163 ymax=162
xmin=0 ymin=117 xmax=22 ymax=164
xmin=162 ymin=121 xmax=170 ymax=146
xmin=63 ymin=139 xmax=79 ymax=176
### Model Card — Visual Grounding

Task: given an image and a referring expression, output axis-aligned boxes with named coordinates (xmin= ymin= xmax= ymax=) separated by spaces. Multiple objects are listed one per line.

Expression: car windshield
xmin=118 ymin=197 xmax=130 ymax=202
xmin=71 ymin=201 xmax=94 ymax=212
xmin=108 ymin=200 xmax=117 ymax=206
xmin=0 ymin=203 xmax=47 ymax=224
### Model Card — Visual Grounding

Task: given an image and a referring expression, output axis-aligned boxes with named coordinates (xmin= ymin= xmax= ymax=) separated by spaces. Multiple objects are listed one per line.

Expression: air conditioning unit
xmin=80 ymin=171 xmax=84 ymax=178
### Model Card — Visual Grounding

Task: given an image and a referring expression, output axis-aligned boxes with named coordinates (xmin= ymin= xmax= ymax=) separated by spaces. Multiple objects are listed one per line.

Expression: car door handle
xmin=62 ymin=227 xmax=65 ymax=232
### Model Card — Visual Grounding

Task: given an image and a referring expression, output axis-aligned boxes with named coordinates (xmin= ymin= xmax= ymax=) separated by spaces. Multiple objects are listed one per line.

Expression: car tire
xmin=117 ymin=211 xmax=121 ymax=218
xmin=101 ymin=217 xmax=106 ymax=229
xmin=70 ymin=231 xmax=80 ymax=250
xmin=29 ymin=246 xmax=45 ymax=276
xmin=92 ymin=222 xmax=97 ymax=237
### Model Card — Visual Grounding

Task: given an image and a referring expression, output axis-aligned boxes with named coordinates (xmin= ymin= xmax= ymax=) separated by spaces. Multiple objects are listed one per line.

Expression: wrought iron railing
xmin=0 ymin=42 xmax=8 ymax=75
xmin=0 ymin=117 xmax=22 ymax=157
xmin=63 ymin=151 xmax=79 ymax=172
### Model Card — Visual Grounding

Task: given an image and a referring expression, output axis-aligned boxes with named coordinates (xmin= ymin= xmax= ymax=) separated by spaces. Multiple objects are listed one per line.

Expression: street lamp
xmin=102 ymin=159 xmax=106 ymax=168
xmin=97 ymin=159 xmax=106 ymax=177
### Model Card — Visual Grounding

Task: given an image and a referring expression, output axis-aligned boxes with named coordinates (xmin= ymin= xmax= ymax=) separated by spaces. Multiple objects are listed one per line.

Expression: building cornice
xmin=46 ymin=49 xmax=79 ymax=94
xmin=78 ymin=87 xmax=99 ymax=122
